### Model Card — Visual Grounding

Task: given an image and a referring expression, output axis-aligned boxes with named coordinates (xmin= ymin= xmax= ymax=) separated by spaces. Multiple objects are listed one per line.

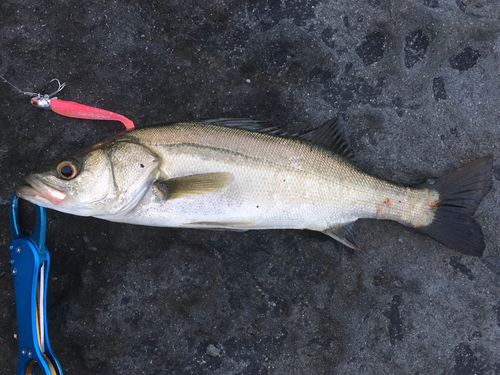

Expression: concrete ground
xmin=1 ymin=0 xmax=499 ymax=374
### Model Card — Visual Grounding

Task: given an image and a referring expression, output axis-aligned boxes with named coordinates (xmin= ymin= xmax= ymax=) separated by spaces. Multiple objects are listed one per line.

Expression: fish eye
xmin=56 ymin=160 xmax=80 ymax=180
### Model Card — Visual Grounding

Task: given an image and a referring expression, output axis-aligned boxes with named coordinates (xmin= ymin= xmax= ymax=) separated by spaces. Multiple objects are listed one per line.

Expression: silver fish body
xmin=16 ymin=119 xmax=492 ymax=255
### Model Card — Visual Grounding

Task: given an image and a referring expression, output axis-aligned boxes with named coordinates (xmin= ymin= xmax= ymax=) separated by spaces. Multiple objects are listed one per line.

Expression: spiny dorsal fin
xmin=155 ymin=172 xmax=234 ymax=200
xmin=297 ymin=118 xmax=353 ymax=160
xmin=323 ymin=222 xmax=359 ymax=250
xmin=204 ymin=117 xmax=353 ymax=160
xmin=203 ymin=118 xmax=283 ymax=135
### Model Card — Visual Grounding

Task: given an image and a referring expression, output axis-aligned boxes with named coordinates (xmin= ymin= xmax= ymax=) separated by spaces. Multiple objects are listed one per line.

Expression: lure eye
xmin=31 ymin=98 xmax=39 ymax=106
xmin=56 ymin=160 xmax=80 ymax=180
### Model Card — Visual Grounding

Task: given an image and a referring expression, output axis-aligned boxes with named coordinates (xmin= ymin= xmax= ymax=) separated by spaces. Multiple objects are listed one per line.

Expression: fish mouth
xmin=15 ymin=176 xmax=67 ymax=206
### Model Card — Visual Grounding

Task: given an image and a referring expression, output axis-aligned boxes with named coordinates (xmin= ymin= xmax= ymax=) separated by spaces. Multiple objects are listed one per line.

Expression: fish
xmin=15 ymin=118 xmax=493 ymax=256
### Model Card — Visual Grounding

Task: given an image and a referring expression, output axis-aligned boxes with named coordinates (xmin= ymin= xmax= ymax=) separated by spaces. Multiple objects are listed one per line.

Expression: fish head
xmin=16 ymin=140 xmax=161 ymax=217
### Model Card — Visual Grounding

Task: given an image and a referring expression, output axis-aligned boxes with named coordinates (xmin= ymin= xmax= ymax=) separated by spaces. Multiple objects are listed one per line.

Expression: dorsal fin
xmin=297 ymin=118 xmax=353 ymax=160
xmin=204 ymin=117 xmax=353 ymax=160
xmin=203 ymin=118 xmax=284 ymax=135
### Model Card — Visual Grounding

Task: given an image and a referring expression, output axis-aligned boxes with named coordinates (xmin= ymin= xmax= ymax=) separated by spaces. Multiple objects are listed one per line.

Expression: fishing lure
xmin=0 ymin=75 xmax=134 ymax=130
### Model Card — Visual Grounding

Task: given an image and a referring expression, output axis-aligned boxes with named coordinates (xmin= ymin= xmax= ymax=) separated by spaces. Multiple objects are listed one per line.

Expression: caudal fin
xmin=416 ymin=156 xmax=493 ymax=256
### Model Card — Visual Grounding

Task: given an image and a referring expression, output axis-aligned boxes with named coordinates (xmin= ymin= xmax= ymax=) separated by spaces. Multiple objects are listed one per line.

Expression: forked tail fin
xmin=416 ymin=156 xmax=493 ymax=256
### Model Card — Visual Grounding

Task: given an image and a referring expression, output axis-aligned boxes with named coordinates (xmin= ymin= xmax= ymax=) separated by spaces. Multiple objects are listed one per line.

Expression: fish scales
xmin=15 ymin=119 xmax=493 ymax=255
xmin=120 ymin=123 xmax=434 ymax=230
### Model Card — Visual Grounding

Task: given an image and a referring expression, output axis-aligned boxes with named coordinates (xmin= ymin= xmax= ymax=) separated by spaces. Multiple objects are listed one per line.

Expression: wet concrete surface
xmin=1 ymin=0 xmax=499 ymax=374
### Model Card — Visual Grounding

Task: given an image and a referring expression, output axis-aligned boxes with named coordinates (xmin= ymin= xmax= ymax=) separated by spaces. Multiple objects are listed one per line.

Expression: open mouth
xmin=15 ymin=176 xmax=67 ymax=206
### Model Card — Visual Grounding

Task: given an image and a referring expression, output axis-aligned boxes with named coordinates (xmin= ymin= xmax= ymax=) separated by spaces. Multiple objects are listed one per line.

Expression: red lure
xmin=1 ymin=76 xmax=134 ymax=130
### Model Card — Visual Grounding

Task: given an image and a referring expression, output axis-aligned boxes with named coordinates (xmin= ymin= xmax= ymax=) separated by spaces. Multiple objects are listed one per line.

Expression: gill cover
xmin=99 ymin=141 xmax=160 ymax=216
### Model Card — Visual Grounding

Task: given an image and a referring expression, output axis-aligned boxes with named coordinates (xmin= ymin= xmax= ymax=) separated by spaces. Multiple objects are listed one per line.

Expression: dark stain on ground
xmin=321 ymin=27 xmax=337 ymax=49
xmin=492 ymin=165 xmax=500 ymax=181
xmin=321 ymin=72 xmax=385 ymax=114
xmin=372 ymin=269 xmax=422 ymax=295
xmin=493 ymin=302 xmax=500 ymax=328
xmin=456 ymin=0 xmax=500 ymax=19
xmin=248 ymin=0 xmax=320 ymax=29
xmin=449 ymin=256 xmax=474 ymax=281
xmin=422 ymin=0 xmax=439 ymax=8
xmin=309 ymin=67 xmax=335 ymax=84
xmin=383 ymin=295 xmax=404 ymax=346
xmin=433 ymin=76 xmax=447 ymax=100
xmin=404 ymin=29 xmax=429 ymax=69
xmin=355 ymin=31 xmax=387 ymax=66
xmin=452 ymin=343 xmax=485 ymax=375
xmin=449 ymin=47 xmax=481 ymax=71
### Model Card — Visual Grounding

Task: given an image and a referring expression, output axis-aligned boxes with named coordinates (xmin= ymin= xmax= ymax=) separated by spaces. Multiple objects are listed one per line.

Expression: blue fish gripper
xmin=9 ymin=193 xmax=63 ymax=375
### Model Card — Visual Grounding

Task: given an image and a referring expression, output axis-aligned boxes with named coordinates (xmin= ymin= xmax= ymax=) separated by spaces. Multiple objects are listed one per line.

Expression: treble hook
xmin=46 ymin=78 xmax=66 ymax=98
xmin=0 ymin=75 xmax=66 ymax=109
xmin=29 ymin=79 xmax=66 ymax=109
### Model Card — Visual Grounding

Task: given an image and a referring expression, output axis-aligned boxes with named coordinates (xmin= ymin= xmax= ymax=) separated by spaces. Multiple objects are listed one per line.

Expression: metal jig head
xmin=0 ymin=75 xmax=66 ymax=109
xmin=31 ymin=79 xmax=66 ymax=109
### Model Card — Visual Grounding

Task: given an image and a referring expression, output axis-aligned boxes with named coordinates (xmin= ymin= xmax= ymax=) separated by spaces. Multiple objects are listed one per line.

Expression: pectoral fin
xmin=323 ymin=223 xmax=359 ymax=250
xmin=155 ymin=172 xmax=234 ymax=200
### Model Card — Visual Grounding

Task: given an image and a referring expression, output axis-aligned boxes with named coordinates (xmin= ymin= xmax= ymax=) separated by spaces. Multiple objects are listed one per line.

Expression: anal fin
xmin=185 ymin=221 xmax=255 ymax=229
xmin=323 ymin=223 xmax=359 ymax=250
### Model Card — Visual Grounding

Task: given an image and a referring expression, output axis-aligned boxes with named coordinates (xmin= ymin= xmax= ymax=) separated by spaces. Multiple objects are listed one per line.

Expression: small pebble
xmin=206 ymin=344 xmax=221 ymax=357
